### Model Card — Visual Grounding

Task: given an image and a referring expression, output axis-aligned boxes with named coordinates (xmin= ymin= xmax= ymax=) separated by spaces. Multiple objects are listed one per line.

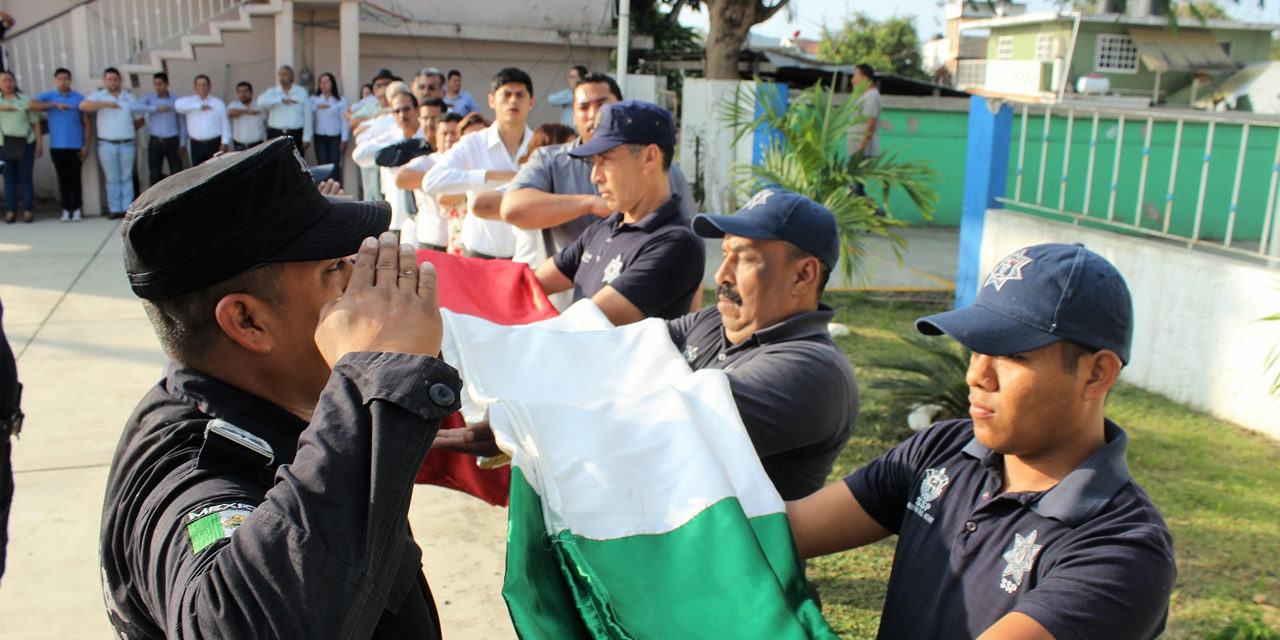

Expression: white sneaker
xmin=60 ymin=210 xmax=71 ymax=222
xmin=72 ymin=209 xmax=82 ymax=222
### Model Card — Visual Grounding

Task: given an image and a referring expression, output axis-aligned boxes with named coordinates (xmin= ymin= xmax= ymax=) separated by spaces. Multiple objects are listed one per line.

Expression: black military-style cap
xmin=122 ymin=138 xmax=390 ymax=300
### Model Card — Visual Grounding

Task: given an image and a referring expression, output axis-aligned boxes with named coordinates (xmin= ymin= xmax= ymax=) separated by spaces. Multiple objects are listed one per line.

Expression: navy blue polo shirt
xmin=845 ymin=419 xmax=1175 ymax=640
xmin=667 ymin=305 xmax=858 ymax=500
xmin=553 ymin=193 xmax=704 ymax=320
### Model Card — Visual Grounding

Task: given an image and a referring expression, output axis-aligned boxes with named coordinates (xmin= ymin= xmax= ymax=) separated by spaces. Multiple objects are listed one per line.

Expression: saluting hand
xmin=315 ymin=232 xmax=443 ymax=366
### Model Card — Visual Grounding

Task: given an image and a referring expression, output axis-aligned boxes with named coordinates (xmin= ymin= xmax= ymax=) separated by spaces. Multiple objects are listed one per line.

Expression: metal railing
xmin=1000 ymin=103 xmax=1280 ymax=262
xmin=956 ymin=60 xmax=1048 ymax=97
xmin=3 ymin=0 xmax=248 ymax=89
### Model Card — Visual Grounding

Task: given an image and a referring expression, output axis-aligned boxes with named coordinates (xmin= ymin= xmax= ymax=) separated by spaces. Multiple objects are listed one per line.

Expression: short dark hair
xmin=784 ymin=243 xmax=832 ymax=297
xmin=421 ymin=96 xmax=447 ymax=109
xmin=237 ymin=81 xmax=253 ymax=92
xmin=142 ymin=264 xmax=284 ymax=367
xmin=490 ymin=67 xmax=533 ymax=97
xmin=624 ymin=143 xmax=674 ymax=171
xmin=279 ymin=65 xmax=294 ymax=75
xmin=103 ymin=67 xmax=121 ymax=78
xmin=441 ymin=112 xmax=464 ymax=124
xmin=855 ymin=63 xmax=876 ymax=84
xmin=152 ymin=72 xmax=168 ymax=83
xmin=1059 ymin=339 xmax=1101 ymax=372
xmin=447 ymin=69 xmax=461 ymax=80
xmin=571 ymin=65 xmax=589 ymax=77
xmin=392 ymin=91 xmax=420 ymax=109
xmin=55 ymin=68 xmax=72 ymax=78
xmin=576 ymin=72 xmax=622 ymax=101
xmin=194 ymin=74 xmax=211 ymax=85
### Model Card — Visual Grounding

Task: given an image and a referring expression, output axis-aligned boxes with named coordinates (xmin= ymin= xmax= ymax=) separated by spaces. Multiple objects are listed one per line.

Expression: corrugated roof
xmin=1128 ymin=26 xmax=1239 ymax=73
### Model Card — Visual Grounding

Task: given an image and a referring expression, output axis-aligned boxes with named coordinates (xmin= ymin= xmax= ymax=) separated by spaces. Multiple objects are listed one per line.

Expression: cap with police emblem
xmin=123 ymin=138 xmax=390 ymax=300
xmin=692 ymin=189 xmax=841 ymax=269
xmin=916 ymin=243 xmax=1133 ymax=364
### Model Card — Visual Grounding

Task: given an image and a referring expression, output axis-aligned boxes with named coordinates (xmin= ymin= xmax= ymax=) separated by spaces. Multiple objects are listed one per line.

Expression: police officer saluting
xmin=100 ymin=138 xmax=460 ymax=639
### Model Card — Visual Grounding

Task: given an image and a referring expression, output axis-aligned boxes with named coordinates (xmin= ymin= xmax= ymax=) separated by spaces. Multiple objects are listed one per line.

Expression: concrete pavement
xmin=0 ymin=206 xmax=956 ymax=637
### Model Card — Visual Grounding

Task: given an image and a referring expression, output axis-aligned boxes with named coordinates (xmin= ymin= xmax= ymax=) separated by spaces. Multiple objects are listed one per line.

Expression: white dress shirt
xmin=174 ymin=95 xmax=231 ymax=143
xmin=85 ymin=89 xmax=138 ymax=140
xmin=353 ymin=125 xmax=424 ymax=231
xmin=227 ymin=100 xmax=267 ymax=144
xmin=309 ymin=94 xmax=349 ymax=141
xmin=421 ymin=124 xmax=532 ymax=258
xmin=257 ymin=84 xmax=312 ymax=141
xmin=403 ymin=153 xmax=449 ymax=248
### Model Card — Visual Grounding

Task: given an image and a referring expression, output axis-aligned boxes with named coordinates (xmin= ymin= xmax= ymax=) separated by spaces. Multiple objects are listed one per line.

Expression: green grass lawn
xmin=782 ymin=291 xmax=1280 ymax=639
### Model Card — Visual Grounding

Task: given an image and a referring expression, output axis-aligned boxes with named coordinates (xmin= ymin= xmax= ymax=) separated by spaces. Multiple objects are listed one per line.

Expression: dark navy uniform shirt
xmin=667 ymin=305 xmax=858 ymax=500
xmin=845 ymin=419 xmax=1176 ymax=640
xmin=100 ymin=352 xmax=462 ymax=639
xmin=553 ymin=193 xmax=704 ymax=320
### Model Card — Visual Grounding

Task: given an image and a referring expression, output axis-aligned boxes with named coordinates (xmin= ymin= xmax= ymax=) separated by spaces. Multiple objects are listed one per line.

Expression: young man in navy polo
xmin=533 ymin=100 xmax=704 ymax=325
xmin=788 ymin=244 xmax=1176 ymax=639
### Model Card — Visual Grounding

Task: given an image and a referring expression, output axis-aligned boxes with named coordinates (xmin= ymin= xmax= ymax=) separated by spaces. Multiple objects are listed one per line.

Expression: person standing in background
xmin=258 ymin=65 xmax=311 ymax=152
xmin=310 ymin=72 xmax=348 ymax=181
xmin=174 ymin=74 xmax=230 ymax=166
xmin=81 ymin=67 xmax=141 ymax=219
xmin=442 ymin=69 xmax=481 ymax=116
xmin=132 ymin=72 xmax=184 ymax=187
xmin=226 ymin=82 xmax=266 ymax=151
xmin=0 ymin=70 xmax=40 ymax=224
xmin=546 ymin=65 xmax=586 ymax=126
xmin=30 ymin=67 xmax=89 ymax=222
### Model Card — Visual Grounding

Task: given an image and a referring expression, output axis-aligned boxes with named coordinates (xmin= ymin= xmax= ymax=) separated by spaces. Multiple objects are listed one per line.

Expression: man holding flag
xmin=787 ymin=243 xmax=1176 ymax=639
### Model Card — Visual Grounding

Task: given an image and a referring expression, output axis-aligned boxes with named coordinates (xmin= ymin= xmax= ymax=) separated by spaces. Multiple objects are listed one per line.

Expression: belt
xmin=99 ymin=138 xmax=134 ymax=143
xmin=236 ymin=139 xmax=265 ymax=146
xmin=151 ymin=135 xmax=178 ymax=141
xmin=191 ymin=137 xmax=221 ymax=144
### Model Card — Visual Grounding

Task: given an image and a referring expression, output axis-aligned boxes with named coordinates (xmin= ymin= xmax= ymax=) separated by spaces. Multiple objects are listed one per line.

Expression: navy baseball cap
xmin=692 ymin=189 xmax=841 ymax=269
xmin=123 ymin=138 xmax=390 ymax=300
xmin=916 ymin=243 xmax=1133 ymax=364
xmin=568 ymin=100 xmax=676 ymax=158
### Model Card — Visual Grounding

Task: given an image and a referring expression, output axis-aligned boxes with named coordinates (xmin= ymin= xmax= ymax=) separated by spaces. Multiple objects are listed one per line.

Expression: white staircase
xmin=3 ymin=0 xmax=285 ymax=89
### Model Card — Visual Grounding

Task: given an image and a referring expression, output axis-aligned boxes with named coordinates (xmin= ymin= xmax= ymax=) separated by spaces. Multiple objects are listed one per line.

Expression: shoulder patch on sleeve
xmin=184 ymin=503 xmax=256 ymax=554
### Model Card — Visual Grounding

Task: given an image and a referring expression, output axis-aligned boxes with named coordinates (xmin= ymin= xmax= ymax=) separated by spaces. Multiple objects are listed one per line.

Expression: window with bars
xmin=1095 ymin=34 xmax=1139 ymax=73
xmin=1036 ymin=34 xmax=1056 ymax=62
xmin=997 ymin=36 xmax=1014 ymax=60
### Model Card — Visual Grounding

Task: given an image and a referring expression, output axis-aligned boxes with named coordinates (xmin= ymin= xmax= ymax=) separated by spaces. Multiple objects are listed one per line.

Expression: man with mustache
xmin=441 ymin=189 xmax=858 ymax=502
xmin=786 ymin=244 xmax=1176 ymax=639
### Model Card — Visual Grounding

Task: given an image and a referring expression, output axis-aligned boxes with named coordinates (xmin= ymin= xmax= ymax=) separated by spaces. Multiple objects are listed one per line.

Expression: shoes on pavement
xmin=72 ymin=209 xmax=83 ymax=222
xmin=61 ymin=210 xmax=71 ymax=222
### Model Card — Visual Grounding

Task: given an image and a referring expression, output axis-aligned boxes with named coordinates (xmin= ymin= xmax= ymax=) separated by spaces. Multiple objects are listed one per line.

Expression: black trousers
xmin=233 ymin=140 xmax=264 ymax=152
xmin=313 ymin=134 xmax=342 ymax=182
xmin=148 ymin=135 xmax=181 ymax=185
xmin=49 ymin=148 xmax=83 ymax=211
xmin=267 ymin=127 xmax=305 ymax=152
xmin=189 ymin=139 xmax=222 ymax=167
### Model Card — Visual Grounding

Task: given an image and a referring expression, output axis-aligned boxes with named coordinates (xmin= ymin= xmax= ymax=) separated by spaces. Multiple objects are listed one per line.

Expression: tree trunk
xmin=704 ymin=0 xmax=755 ymax=80
xmin=703 ymin=0 xmax=789 ymax=80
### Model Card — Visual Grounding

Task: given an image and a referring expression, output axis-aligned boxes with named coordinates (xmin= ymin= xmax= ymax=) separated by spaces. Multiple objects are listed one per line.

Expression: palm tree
xmin=721 ymin=80 xmax=940 ymax=284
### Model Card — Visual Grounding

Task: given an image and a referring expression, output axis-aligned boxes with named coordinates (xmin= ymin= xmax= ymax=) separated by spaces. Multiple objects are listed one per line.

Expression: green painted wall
xmin=873 ymin=102 xmax=1274 ymax=243
xmin=1002 ymin=111 xmax=1275 ymax=242
xmin=877 ymin=103 xmax=971 ymax=226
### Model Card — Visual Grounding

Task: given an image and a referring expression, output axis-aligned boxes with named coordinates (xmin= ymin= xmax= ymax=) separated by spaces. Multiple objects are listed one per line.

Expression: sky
xmin=675 ymin=0 xmax=1280 ymax=44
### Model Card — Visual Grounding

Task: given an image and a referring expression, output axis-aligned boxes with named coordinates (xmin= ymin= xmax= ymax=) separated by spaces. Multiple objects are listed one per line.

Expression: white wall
xmin=679 ymin=78 xmax=758 ymax=215
xmin=981 ymin=208 xmax=1280 ymax=438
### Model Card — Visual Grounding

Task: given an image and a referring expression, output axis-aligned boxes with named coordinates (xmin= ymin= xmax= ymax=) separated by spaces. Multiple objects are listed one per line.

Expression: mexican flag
xmin=413 ymin=249 xmax=559 ymax=506
xmin=440 ymin=302 xmax=837 ymax=639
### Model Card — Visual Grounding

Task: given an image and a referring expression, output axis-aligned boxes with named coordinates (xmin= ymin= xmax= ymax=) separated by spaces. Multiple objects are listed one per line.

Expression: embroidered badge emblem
xmin=1000 ymin=530 xmax=1043 ymax=594
xmin=906 ymin=467 xmax=950 ymax=524
xmin=683 ymin=345 xmax=699 ymax=363
xmin=743 ymin=189 xmax=775 ymax=210
xmin=185 ymin=503 xmax=257 ymax=554
xmin=602 ymin=255 xmax=623 ymax=284
xmin=984 ymin=248 xmax=1035 ymax=291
